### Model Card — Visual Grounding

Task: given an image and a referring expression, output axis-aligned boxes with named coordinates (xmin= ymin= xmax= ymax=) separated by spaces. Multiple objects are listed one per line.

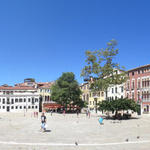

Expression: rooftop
xmin=128 ymin=64 xmax=150 ymax=72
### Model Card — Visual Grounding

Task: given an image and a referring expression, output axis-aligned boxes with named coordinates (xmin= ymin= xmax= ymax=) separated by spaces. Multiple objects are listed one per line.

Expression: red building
xmin=126 ymin=64 xmax=150 ymax=114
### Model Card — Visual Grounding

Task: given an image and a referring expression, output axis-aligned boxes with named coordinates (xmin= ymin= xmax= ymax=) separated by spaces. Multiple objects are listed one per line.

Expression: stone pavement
xmin=0 ymin=112 xmax=150 ymax=150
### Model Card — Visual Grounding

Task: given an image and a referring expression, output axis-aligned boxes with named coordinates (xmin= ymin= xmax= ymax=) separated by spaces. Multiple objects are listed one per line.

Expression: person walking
xmin=41 ymin=112 xmax=47 ymax=132
xmin=86 ymin=109 xmax=88 ymax=117
xmin=88 ymin=109 xmax=91 ymax=118
xmin=76 ymin=109 xmax=79 ymax=118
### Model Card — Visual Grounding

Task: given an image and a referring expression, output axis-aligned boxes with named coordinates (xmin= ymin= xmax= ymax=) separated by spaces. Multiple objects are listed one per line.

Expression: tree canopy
xmin=98 ymin=98 xmax=140 ymax=115
xmin=51 ymin=72 xmax=84 ymax=109
xmin=81 ymin=39 xmax=127 ymax=91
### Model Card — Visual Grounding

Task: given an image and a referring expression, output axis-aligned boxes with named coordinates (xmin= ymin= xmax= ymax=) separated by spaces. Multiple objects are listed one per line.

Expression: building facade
xmin=107 ymin=70 xmax=125 ymax=100
xmin=126 ymin=64 xmax=150 ymax=114
xmin=0 ymin=86 xmax=39 ymax=112
xmin=80 ymin=82 xmax=105 ymax=111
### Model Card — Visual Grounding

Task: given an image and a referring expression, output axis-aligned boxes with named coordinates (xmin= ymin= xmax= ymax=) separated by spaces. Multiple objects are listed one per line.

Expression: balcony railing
xmin=142 ymin=99 xmax=150 ymax=102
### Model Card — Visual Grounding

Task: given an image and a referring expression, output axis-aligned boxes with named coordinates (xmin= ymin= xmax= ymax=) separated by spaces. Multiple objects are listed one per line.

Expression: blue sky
xmin=0 ymin=0 xmax=150 ymax=85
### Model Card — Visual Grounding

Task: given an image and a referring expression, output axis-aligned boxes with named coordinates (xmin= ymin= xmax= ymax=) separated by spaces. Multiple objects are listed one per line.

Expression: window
xmin=112 ymin=88 xmax=114 ymax=93
xmin=15 ymin=99 xmax=18 ymax=102
xmin=19 ymin=99 xmax=22 ymax=102
xmin=32 ymin=98 xmax=34 ymax=104
xmin=93 ymin=101 xmax=94 ymax=105
xmin=11 ymin=106 xmax=14 ymax=109
xmin=0 ymin=98 xmax=1 ymax=103
xmin=35 ymin=106 xmax=38 ymax=109
xmin=121 ymin=86 xmax=124 ymax=92
xmin=132 ymin=81 xmax=135 ymax=89
xmin=2 ymin=99 xmax=5 ymax=104
xmin=138 ymin=70 xmax=140 ymax=74
xmin=0 ymin=106 xmax=1 ymax=109
xmin=121 ymin=96 xmax=123 ymax=99
xmin=24 ymin=106 xmax=26 ymax=109
xmin=132 ymin=72 xmax=134 ymax=76
xmin=3 ymin=91 xmax=5 ymax=95
xmin=35 ymin=98 xmax=38 ymax=102
xmin=20 ymin=106 xmax=22 ymax=109
xmin=7 ymin=98 xmax=10 ymax=104
xmin=138 ymin=80 xmax=140 ymax=88
xmin=6 ymin=91 xmax=9 ymax=95
xmin=24 ymin=98 xmax=26 ymax=102
xmin=32 ymin=106 xmax=34 ymax=109
xmin=101 ymin=92 xmax=104 ymax=97
xmin=28 ymin=98 xmax=30 ymax=102
xmin=132 ymin=92 xmax=134 ymax=100
xmin=16 ymin=106 xmax=18 ymax=109
xmin=11 ymin=99 xmax=14 ymax=104
xmin=98 ymin=92 xmax=100 ymax=97
xmin=3 ymin=106 xmax=5 ymax=109
xmin=28 ymin=106 xmax=30 ymax=109
xmin=115 ymin=96 xmax=117 ymax=100
xmin=115 ymin=87 xmax=117 ymax=93
xmin=138 ymin=92 xmax=140 ymax=100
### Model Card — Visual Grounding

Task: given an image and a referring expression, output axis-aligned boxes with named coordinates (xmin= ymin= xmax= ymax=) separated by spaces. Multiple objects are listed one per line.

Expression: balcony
xmin=142 ymin=99 xmax=150 ymax=102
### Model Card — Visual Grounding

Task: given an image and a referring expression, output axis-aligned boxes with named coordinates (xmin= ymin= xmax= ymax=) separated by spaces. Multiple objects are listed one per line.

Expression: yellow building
xmin=38 ymin=82 xmax=52 ymax=102
xmin=80 ymin=82 xmax=104 ymax=111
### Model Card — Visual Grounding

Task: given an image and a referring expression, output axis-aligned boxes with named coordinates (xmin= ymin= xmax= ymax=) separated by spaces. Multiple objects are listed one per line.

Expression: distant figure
xmin=88 ymin=110 xmax=91 ymax=118
xmin=63 ymin=109 xmax=66 ymax=116
xmin=76 ymin=109 xmax=79 ymax=117
xmin=41 ymin=112 xmax=47 ymax=132
xmin=51 ymin=110 xmax=53 ymax=116
xmin=99 ymin=116 xmax=103 ymax=125
xmin=86 ymin=109 xmax=88 ymax=117
xmin=36 ymin=112 xmax=38 ymax=118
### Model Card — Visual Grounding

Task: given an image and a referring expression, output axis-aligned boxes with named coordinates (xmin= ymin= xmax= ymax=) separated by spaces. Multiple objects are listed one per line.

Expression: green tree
xmin=98 ymin=98 xmax=140 ymax=118
xmin=51 ymin=72 xmax=83 ymax=109
xmin=81 ymin=39 xmax=127 ymax=92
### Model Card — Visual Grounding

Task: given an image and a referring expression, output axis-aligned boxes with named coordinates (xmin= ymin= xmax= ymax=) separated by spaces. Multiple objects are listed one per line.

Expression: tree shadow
xmin=44 ymin=130 xmax=51 ymax=132
xmin=97 ymin=115 xmax=140 ymax=120
xmin=104 ymin=116 xmax=140 ymax=120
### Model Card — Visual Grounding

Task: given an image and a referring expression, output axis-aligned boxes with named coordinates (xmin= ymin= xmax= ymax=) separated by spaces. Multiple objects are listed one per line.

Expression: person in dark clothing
xmin=41 ymin=112 xmax=46 ymax=132
xmin=77 ymin=109 xmax=79 ymax=117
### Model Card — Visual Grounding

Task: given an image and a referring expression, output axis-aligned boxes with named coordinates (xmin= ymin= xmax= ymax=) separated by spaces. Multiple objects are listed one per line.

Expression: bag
xmin=45 ymin=124 xmax=48 ymax=128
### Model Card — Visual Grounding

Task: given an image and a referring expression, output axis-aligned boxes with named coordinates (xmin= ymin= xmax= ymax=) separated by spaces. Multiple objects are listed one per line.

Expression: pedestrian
xmin=99 ymin=116 xmax=104 ymax=125
xmin=41 ymin=112 xmax=47 ymax=132
xmin=88 ymin=110 xmax=91 ymax=118
xmin=36 ymin=112 xmax=38 ymax=118
xmin=51 ymin=110 xmax=53 ymax=116
xmin=63 ymin=109 xmax=66 ymax=116
xmin=86 ymin=109 xmax=88 ymax=117
xmin=76 ymin=109 xmax=79 ymax=117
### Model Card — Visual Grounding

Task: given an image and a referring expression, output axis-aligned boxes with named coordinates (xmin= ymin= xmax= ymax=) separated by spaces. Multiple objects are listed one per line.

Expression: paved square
xmin=0 ymin=113 xmax=150 ymax=150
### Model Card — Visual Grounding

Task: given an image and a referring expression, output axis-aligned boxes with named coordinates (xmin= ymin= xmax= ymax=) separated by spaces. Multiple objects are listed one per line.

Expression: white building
xmin=106 ymin=70 xmax=125 ymax=100
xmin=0 ymin=86 xmax=39 ymax=112
xmin=107 ymin=83 xmax=125 ymax=100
